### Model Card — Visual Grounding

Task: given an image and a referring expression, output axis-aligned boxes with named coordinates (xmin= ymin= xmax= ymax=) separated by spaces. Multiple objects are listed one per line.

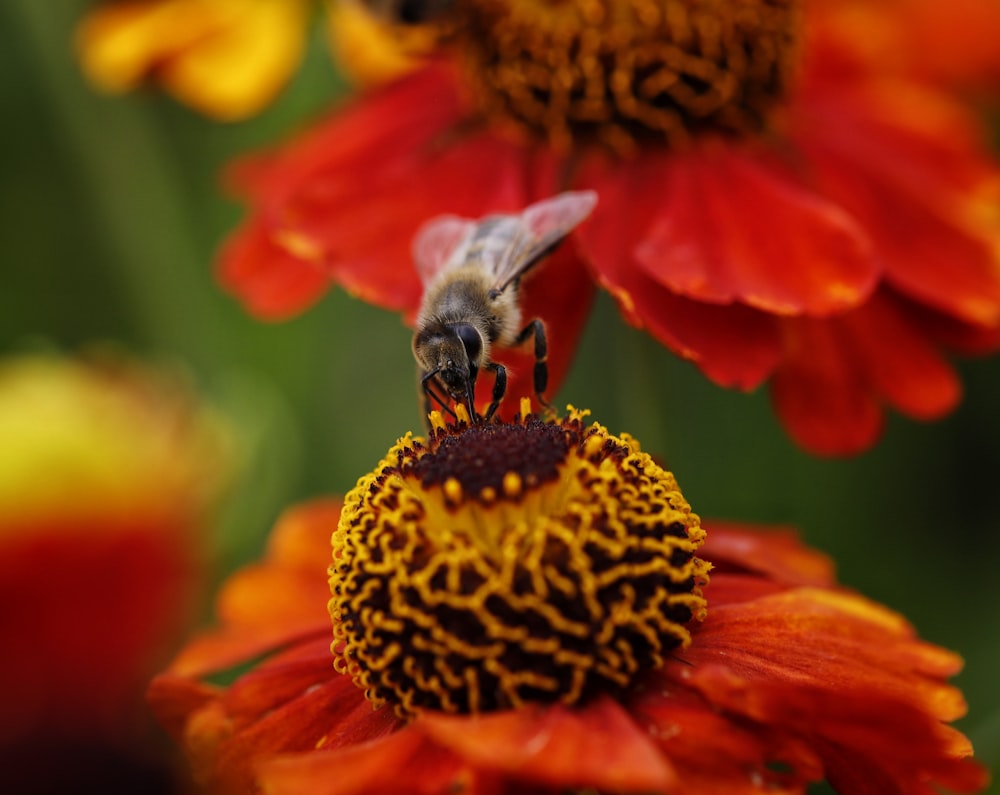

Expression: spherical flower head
xmin=330 ymin=400 xmax=709 ymax=715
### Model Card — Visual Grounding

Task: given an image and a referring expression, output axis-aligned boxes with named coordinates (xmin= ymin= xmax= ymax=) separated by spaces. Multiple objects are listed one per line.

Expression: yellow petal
xmin=0 ymin=351 xmax=235 ymax=533
xmin=76 ymin=0 xmax=309 ymax=121
xmin=325 ymin=0 xmax=438 ymax=87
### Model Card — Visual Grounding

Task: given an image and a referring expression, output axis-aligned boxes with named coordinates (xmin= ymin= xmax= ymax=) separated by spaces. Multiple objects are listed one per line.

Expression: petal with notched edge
xmin=635 ymin=143 xmax=876 ymax=317
xmin=418 ymin=697 xmax=676 ymax=793
xmin=576 ymin=153 xmax=782 ymax=391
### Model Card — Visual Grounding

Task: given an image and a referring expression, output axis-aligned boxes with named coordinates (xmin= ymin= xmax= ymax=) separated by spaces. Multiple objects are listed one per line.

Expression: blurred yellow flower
xmin=74 ymin=0 xmax=440 ymax=119
xmin=75 ymin=0 xmax=310 ymax=121
xmin=325 ymin=0 xmax=441 ymax=87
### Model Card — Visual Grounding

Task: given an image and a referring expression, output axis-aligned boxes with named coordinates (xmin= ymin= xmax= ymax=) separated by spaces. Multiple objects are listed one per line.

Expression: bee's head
xmin=439 ymin=323 xmax=482 ymax=396
xmin=414 ymin=323 xmax=484 ymax=401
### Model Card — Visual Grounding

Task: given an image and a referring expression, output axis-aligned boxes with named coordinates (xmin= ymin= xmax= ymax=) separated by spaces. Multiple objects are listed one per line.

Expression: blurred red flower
xmin=0 ymin=352 xmax=233 ymax=792
xmin=216 ymin=0 xmax=1000 ymax=455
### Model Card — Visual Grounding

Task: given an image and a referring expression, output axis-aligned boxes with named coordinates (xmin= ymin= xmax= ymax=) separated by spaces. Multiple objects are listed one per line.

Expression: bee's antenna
xmin=421 ymin=369 xmax=457 ymax=420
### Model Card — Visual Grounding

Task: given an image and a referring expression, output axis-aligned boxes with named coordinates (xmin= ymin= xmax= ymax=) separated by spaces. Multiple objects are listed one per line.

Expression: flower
xmin=0 ymin=351 xmax=234 ymax=790
xmin=149 ymin=404 xmax=985 ymax=794
xmin=75 ymin=0 xmax=309 ymax=121
xmin=215 ymin=0 xmax=1000 ymax=455
xmin=74 ymin=0 xmax=439 ymax=120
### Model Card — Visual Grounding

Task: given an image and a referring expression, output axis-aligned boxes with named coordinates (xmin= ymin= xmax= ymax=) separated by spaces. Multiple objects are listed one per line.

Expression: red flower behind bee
xmin=216 ymin=2 xmax=1000 ymax=455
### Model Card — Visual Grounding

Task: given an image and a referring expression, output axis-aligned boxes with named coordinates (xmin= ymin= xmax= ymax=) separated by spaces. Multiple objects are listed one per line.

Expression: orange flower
xmin=216 ymin=0 xmax=1000 ymax=455
xmin=74 ymin=0 xmax=440 ymax=120
xmin=149 ymin=405 xmax=985 ymax=794
xmin=75 ymin=0 xmax=310 ymax=121
xmin=0 ymin=351 xmax=233 ymax=789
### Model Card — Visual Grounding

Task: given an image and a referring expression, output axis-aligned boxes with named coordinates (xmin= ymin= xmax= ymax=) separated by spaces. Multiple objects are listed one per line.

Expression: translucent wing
xmin=489 ymin=190 xmax=598 ymax=293
xmin=411 ymin=190 xmax=598 ymax=289
xmin=412 ymin=215 xmax=477 ymax=287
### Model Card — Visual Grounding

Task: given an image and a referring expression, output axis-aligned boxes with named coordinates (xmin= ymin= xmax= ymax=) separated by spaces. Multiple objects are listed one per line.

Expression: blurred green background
xmin=3 ymin=1 xmax=998 ymax=787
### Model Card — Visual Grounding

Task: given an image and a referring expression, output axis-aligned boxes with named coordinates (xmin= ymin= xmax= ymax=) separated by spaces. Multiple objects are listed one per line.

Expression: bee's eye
xmin=455 ymin=324 xmax=482 ymax=362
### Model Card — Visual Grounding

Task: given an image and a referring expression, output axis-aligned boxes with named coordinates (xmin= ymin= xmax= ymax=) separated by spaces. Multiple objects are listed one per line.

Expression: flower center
xmin=330 ymin=402 xmax=709 ymax=715
xmin=453 ymin=0 xmax=801 ymax=152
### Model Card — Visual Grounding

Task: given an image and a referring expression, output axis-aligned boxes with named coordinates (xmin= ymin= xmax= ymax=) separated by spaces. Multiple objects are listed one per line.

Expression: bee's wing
xmin=490 ymin=190 xmax=598 ymax=292
xmin=412 ymin=190 xmax=598 ymax=289
xmin=412 ymin=215 xmax=478 ymax=287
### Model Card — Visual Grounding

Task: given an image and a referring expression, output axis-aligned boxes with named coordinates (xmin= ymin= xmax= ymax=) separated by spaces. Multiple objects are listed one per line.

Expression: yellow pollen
xmin=444 ymin=476 xmax=464 ymax=504
xmin=330 ymin=407 xmax=709 ymax=716
xmin=502 ymin=471 xmax=523 ymax=498
xmin=583 ymin=432 xmax=606 ymax=459
xmin=451 ymin=0 xmax=802 ymax=152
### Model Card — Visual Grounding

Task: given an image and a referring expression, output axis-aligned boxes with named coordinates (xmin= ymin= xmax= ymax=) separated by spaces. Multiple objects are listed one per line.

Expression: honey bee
xmin=411 ymin=190 xmax=598 ymax=424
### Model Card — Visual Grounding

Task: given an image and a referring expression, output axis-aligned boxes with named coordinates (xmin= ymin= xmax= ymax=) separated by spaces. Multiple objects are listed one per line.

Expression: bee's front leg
xmin=419 ymin=369 xmax=457 ymax=429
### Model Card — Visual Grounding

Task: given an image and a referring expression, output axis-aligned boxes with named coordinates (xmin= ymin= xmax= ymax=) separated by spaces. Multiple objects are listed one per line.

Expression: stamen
xmin=443 ymin=476 xmax=464 ymax=504
xmin=452 ymin=0 xmax=801 ymax=153
xmin=330 ymin=408 xmax=709 ymax=715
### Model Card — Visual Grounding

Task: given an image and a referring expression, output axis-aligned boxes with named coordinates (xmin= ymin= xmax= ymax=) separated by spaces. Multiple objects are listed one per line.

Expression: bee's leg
xmin=420 ymin=370 xmax=457 ymax=428
xmin=483 ymin=362 xmax=507 ymax=421
xmin=514 ymin=318 xmax=551 ymax=410
xmin=464 ymin=374 xmax=480 ymax=424
xmin=417 ymin=370 xmax=433 ymax=425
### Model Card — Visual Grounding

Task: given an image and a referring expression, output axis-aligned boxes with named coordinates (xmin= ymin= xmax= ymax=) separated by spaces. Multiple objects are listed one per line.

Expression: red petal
xmin=897 ymin=0 xmax=1000 ymax=90
xmin=820 ymin=734 xmax=988 ymax=795
xmin=295 ymin=130 xmax=536 ymax=313
xmin=840 ymin=291 xmax=961 ymax=419
xmin=666 ymin=588 xmax=979 ymax=794
xmin=576 ymin=153 xmax=782 ymax=389
xmin=168 ymin=501 xmax=337 ymax=678
xmin=700 ymin=521 xmax=836 ymax=589
xmin=770 ymin=288 xmax=964 ymax=456
xmin=147 ymin=674 xmax=220 ymax=742
xmin=207 ymin=647 xmax=400 ymax=795
xmin=220 ymin=640 xmax=343 ymax=729
xmin=228 ymin=61 xmax=464 ymax=205
xmin=791 ymin=78 xmax=1000 ymax=327
xmin=260 ymin=729 xmax=476 ymax=795
xmin=770 ymin=315 xmax=883 ymax=456
xmin=260 ymin=498 xmax=342 ymax=571
xmin=636 ymin=142 xmax=876 ymax=317
xmin=895 ymin=292 xmax=1000 ymax=355
xmin=628 ymin=686 xmax=824 ymax=794
xmin=228 ymin=63 xmax=558 ymax=316
xmin=418 ymin=697 xmax=675 ymax=793
xmin=217 ymin=214 xmax=329 ymax=321
xmin=684 ymin=589 xmax=968 ymax=712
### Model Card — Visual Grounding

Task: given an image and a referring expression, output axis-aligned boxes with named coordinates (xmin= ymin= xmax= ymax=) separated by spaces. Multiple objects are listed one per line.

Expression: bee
xmin=411 ymin=190 xmax=598 ymax=424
